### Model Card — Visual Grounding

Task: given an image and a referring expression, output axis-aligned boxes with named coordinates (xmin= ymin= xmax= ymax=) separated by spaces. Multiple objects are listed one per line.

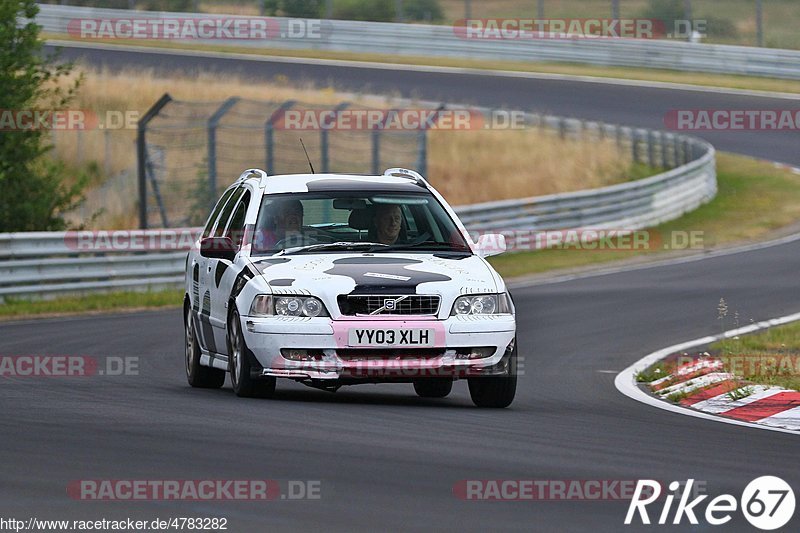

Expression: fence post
xmin=104 ymin=128 xmax=111 ymax=176
xmin=207 ymin=97 xmax=239 ymax=206
xmin=632 ymin=129 xmax=640 ymax=163
xmin=672 ymin=134 xmax=680 ymax=168
xmin=416 ymin=104 xmax=445 ymax=177
xmin=372 ymin=109 xmax=398 ymax=175
xmin=321 ymin=102 xmax=349 ymax=173
xmin=136 ymin=93 xmax=172 ymax=229
xmin=264 ymin=100 xmax=295 ymax=175
xmin=647 ymin=130 xmax=656 ymax=167
xmin=660 ymin=132 xmax=669 ymax=169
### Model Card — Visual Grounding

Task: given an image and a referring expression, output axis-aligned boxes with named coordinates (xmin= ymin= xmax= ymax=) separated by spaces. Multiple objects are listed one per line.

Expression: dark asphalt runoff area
xmin=0 ymin=44 xmax=797 ymax=531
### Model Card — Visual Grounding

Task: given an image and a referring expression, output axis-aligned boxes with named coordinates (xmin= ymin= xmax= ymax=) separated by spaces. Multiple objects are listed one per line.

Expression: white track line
xmin=614 ymin=312 xmax=800 ymax=435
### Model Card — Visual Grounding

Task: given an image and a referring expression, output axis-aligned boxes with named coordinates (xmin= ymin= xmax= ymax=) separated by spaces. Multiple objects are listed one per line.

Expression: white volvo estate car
xmin=184 ymin=168 xmax=517 ymax=407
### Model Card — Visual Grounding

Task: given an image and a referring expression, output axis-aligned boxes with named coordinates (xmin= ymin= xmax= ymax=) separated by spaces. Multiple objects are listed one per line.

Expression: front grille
xmin=338 ymin=295 xmax=440 ymax=316
xmin=337 ymin=349 xmax=445 ymax=360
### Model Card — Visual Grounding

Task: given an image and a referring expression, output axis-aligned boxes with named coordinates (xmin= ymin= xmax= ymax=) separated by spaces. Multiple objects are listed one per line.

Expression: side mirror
xmin=475 ymin=233 xmax=507 ymax=258
xmin=200 ymin=236 xmax=237 ymax=261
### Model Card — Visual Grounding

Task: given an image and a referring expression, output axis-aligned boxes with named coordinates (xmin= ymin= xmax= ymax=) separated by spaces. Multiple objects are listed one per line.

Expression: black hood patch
xmin=254 ymin=257 xmax=291 ymax=273
xmin=325 ymin=257 xmax=451 ymax=294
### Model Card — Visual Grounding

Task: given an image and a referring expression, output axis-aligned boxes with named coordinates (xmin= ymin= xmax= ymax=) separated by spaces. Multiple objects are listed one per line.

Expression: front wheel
xmin=185 ymin=303 xmax=225 ymax=389
xmin=228 ymin=309 xmax=276 ymax=398
xmin=413 ymin=378 xmax=453 ymax=398
xmin=468 ymin=340 xmax=517 ymax=408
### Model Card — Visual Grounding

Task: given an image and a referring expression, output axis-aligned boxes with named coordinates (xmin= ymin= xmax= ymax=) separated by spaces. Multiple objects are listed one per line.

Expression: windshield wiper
xmin=277 ymin=241 xmax=390 ymax=255
xmin=385 ymin=240 xmax=472 ymax=252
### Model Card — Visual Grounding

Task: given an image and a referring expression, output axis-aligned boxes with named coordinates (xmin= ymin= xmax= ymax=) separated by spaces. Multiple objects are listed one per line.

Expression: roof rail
xmin=383 ymin=167 xmax=428 ymax=187
xmin=236 ymin=168 xmax=269 ymax=187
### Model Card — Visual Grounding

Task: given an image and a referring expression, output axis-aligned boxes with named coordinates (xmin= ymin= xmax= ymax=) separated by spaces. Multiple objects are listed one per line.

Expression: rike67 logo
xmin=625 ymin=477 xmax=795 ymax=530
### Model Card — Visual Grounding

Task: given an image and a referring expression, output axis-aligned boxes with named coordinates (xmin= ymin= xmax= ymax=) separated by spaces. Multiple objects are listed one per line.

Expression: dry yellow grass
xmin=430 ymin=128 xmax=632 ymax=205
xmin=52 ymin=67 xmax=638 ymax=228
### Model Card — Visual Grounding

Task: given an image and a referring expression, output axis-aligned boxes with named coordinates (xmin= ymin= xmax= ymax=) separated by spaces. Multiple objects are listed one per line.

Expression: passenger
xmin=258 ymin=199 xmax=304 ymax=250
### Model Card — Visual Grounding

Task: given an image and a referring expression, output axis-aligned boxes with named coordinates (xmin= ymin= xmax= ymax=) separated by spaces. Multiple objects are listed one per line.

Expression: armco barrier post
xmin=137 ymin=93 xmax=172 ymax=229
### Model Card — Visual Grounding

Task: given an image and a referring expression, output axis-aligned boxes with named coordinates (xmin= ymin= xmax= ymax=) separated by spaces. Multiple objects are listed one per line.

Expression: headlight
xmin=451 ymin=293 xmax=512 ymax=316
xmin=249 ymin=295 xmax=329 ymax=317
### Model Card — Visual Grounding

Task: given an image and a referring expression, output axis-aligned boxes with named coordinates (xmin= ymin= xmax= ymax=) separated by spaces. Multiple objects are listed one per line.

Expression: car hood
xmin=250 ymin=252 xmax=498 ymax=296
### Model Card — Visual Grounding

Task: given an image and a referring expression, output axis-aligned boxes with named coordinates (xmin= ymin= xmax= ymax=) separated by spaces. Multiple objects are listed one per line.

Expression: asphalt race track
xmin=1 ymin=45 xmax=798 ymax=531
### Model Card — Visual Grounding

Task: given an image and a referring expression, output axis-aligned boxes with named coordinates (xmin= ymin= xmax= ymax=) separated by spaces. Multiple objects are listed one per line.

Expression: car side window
xmin=202 ymin=188 xmax=236 ymax=238
xmin=212 ymin=187 xmax=245 ymax=237
xmin=223 ymin=191 xmax=251 ymax=248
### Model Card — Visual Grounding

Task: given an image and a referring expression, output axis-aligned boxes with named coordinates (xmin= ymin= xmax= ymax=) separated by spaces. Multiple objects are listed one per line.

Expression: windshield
xmin=251 ymin=191 xmax=471 ymax=255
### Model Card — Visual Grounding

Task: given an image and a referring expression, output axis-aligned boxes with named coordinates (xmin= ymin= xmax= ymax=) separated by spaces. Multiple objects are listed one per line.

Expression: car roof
xmin=259 ymin=173 xmax=427 ymax=195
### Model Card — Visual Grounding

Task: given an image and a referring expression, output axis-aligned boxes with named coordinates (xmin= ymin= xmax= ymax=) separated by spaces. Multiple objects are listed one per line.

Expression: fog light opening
xmin=281 ymin=349 xmax=325 ymax=362
xmin=455 ymin=347 xmax=496 ymax=360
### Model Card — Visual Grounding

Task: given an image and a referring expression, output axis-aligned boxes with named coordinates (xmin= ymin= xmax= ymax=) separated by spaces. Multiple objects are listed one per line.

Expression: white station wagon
xmin=184 ymin=168 xmax=517 ymax=407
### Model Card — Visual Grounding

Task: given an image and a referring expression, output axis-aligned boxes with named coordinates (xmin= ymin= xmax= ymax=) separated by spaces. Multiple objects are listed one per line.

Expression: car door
xmin=209 ymin=188 xmax=252 ymax=354
xmin=195 ymin=186 xmax=241 ymax=354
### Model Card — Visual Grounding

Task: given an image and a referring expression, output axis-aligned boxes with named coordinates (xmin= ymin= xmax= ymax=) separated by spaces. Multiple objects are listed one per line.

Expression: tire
xmin=184 ymin=303 xmax=225 ymax=389
xmin=413 ymin=378 xmax=453 ymax=398
xmin=467 ymin=340 xmax=517 ymax=408
xmin=228 ymin=309 xmax=276 ymax=398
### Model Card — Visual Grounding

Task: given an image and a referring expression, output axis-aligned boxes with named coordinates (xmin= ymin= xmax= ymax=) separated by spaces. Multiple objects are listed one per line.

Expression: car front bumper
xmin=241 ymin=314 xmax=516 ymax=381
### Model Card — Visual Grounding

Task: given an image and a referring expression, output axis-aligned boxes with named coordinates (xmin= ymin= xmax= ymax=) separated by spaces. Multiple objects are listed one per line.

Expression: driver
xmin=372 ymin=203 xmax=403 ymax=245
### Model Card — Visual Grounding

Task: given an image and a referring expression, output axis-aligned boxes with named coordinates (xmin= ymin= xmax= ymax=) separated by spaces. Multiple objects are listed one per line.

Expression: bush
xmin=280 ymin=0 xmax=324 ymax=18
xmin=640 ymin=0 xmax=684 ymax=29
xmin=404 ymin=0 xmax=443 ymax=22
xmin=0 ymin=1 xmax=88 ymax=232
xmin=703 ymin=16 xmax=738 ymax=39
xmin=332 ymin=0 xmax=395 ymax=22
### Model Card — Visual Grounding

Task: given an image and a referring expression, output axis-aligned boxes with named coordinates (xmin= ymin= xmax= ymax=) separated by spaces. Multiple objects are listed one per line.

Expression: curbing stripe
xmin=615 ymin=311 xmax=800 ymax=435
xmin=690 ymin=385 xmax=782 ymax=414
xmin=680 ymin=380 xmax=740 ymax=406
xmin=722 ymin=391 xmax=800 ymax=422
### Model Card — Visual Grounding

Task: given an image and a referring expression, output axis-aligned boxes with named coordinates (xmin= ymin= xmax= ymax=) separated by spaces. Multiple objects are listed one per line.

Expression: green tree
xmin=0 ymin=0 xmax=86 ymax=231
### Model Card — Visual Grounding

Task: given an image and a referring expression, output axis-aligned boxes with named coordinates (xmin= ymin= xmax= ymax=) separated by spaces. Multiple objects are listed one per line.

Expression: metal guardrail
xmin=0 ymin=112 xmax=715 ymax=299
xmin=6 ymin=6 xmax=719 ymax=299
xmin=36 ymin=4 xmax=800 ymax=80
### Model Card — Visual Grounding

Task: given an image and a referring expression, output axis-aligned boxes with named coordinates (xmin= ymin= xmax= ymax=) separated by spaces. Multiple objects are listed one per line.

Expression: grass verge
xmin=0 ymin=289 xmax=183 ymax=321
xmin=488 ymin=153 xmax=800 ymax=278
xmin=45 ymin=35 xmax=800 ymax=96
xmin=711 ymin=321 xmax=800 ymax=391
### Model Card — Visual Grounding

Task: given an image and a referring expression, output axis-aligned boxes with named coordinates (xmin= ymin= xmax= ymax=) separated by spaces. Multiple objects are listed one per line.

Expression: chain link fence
xmin=137 ymin=94 xmax=426 ymax=228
